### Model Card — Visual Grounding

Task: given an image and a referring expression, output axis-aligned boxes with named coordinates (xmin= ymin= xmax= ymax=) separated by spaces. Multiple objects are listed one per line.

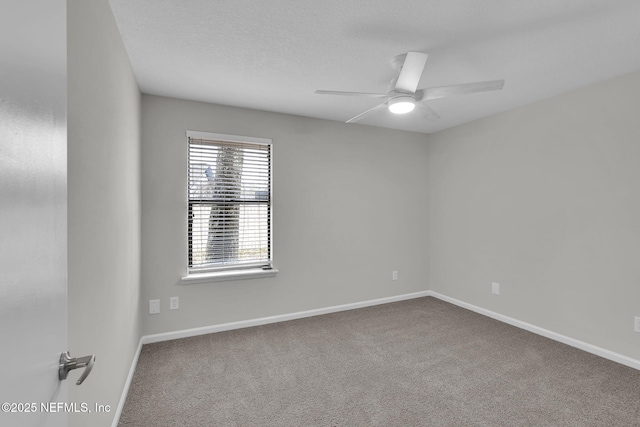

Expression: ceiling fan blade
xmin=345 ymin=102 xmax=387 ymax=124
xmin=416 ymin=79 xmax=505 ymax=102
xmin=394 ymin=52 xmax=428 ymax=93
xmin=417 ymin=103 xmax=440 ymax=120
xmin=315 ymin=90 xmax=387 ymax=98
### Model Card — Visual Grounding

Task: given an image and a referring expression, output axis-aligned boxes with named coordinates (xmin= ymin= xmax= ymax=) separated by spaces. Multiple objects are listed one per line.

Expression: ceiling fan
xmin=315 ymin=51 xmax=505 ymax=123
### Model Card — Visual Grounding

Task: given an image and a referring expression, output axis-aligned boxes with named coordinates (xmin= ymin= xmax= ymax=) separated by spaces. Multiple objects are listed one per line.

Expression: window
xmin=184 ymin=131 xmax=275 ymax=283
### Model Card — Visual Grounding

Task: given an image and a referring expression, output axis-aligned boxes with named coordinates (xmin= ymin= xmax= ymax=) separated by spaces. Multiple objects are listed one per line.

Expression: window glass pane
xmin=188 ymin=135 xmax=271 ymax=271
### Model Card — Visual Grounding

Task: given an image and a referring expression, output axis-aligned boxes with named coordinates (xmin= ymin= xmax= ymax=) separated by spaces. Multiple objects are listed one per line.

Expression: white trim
xmin=141 ymin=290 xmax=431 ymax=344
xmin=111 ymin=338 xmax=143 ymax=427
xmin=180 ymin=268 xmax=279 ymax=284
xmin=428 ymin=291 xmax=640 ymax=371
xmin=186 ymin=130 xmax=272 ymax=145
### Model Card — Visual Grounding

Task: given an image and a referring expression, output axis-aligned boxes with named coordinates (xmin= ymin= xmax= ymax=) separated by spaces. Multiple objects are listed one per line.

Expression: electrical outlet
xmin=170 ymin=296 xmax=179 ymax=310
xmin=491 ymin=282 xmax=500 ymax=295
xmin=634 ymin=316 xmax=640 ymax=333
xmin=149 ymin=299 xmax=160 ymax=314
xmin=392 ymin=271 xmax=398 ymax=281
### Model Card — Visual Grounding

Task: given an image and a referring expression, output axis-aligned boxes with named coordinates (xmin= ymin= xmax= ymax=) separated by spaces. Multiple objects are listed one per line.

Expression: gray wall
xmin=141 ymin=95 xmax=430 ymax=335
xmin=67 ymin=0 xmax=141 ymax=426
xmin=428 ymin=70 xmax=640 ymax=360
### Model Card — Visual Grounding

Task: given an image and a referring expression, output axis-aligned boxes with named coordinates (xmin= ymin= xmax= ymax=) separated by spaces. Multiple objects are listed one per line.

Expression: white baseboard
xmin=141 ymin=290 xmax=432 ymax=344
xmin=428 ymin=291 xmax=640 ymax=371
xmin=111 ymin=338 xmax=143 ymax=427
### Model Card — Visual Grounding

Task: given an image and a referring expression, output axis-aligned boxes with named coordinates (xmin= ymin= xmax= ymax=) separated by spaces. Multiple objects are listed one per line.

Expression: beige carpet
xmin=119 ymin=297 xmax=640 ymax=426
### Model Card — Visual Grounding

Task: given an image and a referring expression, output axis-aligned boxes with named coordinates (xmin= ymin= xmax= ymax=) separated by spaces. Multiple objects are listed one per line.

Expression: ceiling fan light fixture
xmin=388 ymin=95 xmax=415 ymax=114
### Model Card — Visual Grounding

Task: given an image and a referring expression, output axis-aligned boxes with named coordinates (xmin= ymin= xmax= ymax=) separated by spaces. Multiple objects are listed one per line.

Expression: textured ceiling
xmin=109 ymin=0 xmax=640 ymax=134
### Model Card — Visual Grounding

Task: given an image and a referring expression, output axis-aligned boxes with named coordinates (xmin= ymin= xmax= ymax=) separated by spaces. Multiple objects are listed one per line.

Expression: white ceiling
xmin=109 ymin=0 xmax=640 ymax=134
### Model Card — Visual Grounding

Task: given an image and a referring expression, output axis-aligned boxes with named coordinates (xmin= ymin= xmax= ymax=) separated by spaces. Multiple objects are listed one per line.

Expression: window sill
xmin=180 ymin=268 xmax=279 ymax=285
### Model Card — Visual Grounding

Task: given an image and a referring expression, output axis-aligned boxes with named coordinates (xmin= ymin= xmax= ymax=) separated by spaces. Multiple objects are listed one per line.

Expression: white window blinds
xmin=187 ymin=132 xmax=272 ymax=272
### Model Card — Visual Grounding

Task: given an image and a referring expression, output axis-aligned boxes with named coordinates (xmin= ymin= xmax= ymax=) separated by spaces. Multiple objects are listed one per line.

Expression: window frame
xmin=181 ymin=130 xmax=277 ymax=284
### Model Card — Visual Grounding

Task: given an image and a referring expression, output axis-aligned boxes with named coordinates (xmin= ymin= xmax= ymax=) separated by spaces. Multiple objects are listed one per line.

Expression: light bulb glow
xmin=388 ymin=95 xmax=416 ymax=114
xmin=389 ymin=101 xmax=415 ymax=114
